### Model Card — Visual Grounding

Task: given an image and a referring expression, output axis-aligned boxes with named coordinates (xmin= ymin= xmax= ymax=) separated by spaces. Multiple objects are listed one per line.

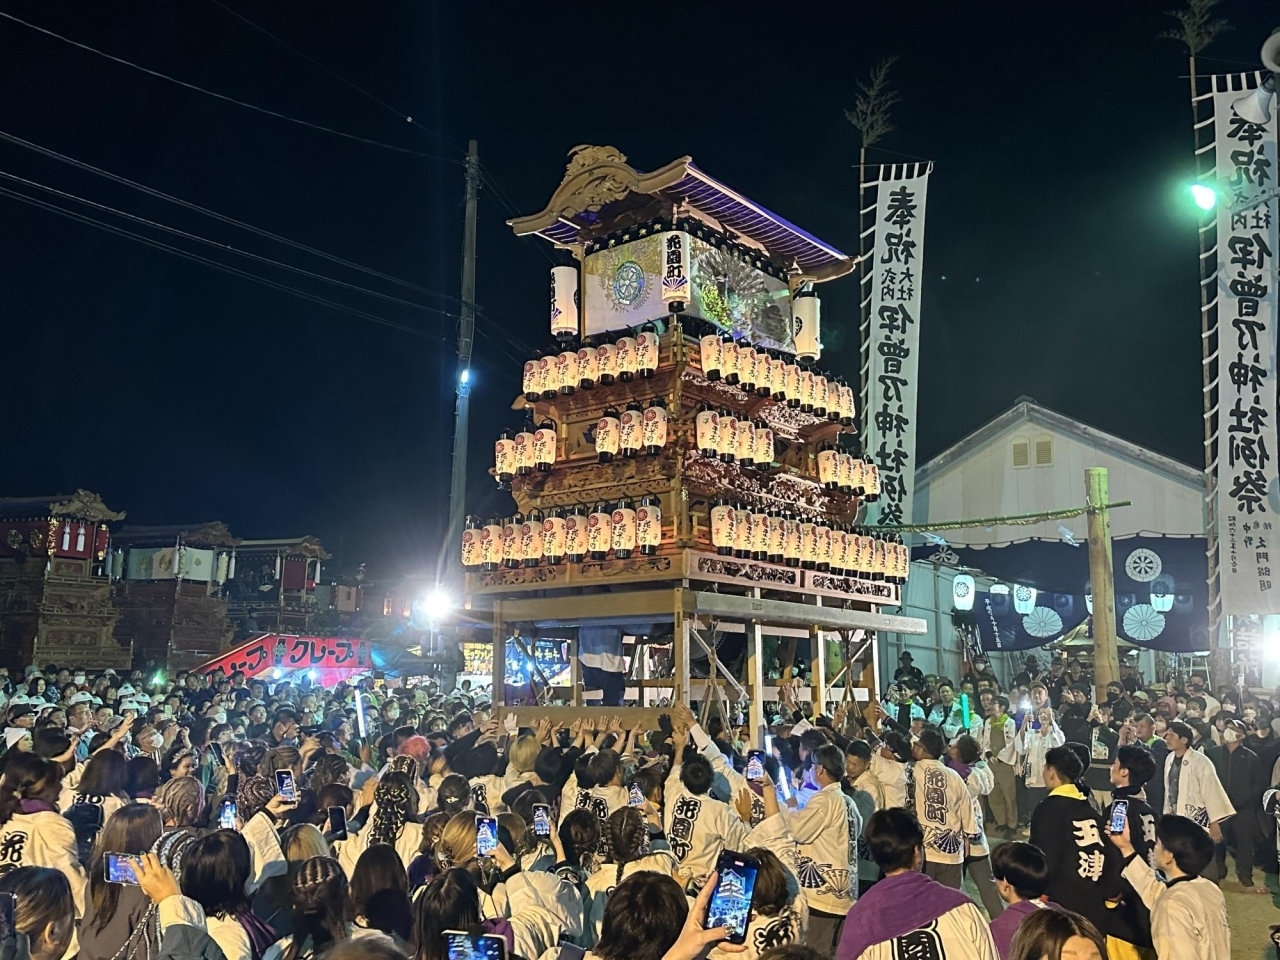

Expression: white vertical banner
xmin=1214 ymin=73 xmax=1280 ymax=615
xmin=864 ymin=162 xmax=931 ymax=528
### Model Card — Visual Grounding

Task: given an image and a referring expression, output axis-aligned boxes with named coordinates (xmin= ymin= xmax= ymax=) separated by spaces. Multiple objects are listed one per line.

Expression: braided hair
xmin=607 ymin=806 xmax=649 ymax=887
xmin=388 ymin=754 xmax=419 ymax=781
xmin=286 ymin=856 xmax=350 ymax=960
xmin=154 ymin=775 xmax=205 ymax=827
xmin=368 ymin=772 xmax=418 ymax=847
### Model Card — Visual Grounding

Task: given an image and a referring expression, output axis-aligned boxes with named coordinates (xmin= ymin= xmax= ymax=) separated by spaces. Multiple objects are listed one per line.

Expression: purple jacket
xmin=989 ymin=899 xmax=1061 ymax=959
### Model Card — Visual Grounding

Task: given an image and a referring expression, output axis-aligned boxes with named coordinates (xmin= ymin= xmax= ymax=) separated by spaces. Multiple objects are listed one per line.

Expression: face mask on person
xmin=74 ymin=675 xmax=85 ymax=685
xmin=214 ymin=711 xmax=227 ymax=724
xmin=1221 ymin=703 xmax=1237 ymax=713
xmin=146 ymin=732 xmax=164 ymax=750
xmin=1222 ymin=729 xmax=1239 ymax=743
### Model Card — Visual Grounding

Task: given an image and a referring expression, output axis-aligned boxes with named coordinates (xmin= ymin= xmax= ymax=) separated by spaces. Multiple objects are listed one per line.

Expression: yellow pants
xmin=1105 ymin=937 xmax=1157 ymax=960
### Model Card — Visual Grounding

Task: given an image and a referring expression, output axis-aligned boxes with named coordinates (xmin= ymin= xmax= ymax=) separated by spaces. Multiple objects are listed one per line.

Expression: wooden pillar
xmin=673 ymin=586 xmax=690 ymax=704
xmin=1085 ymin=468 xmax=1120 ymax=699
xmin=492 ymin=600 xmax=506 ymax=704
xmin=747 ymin=588 xmax=766 ymax=746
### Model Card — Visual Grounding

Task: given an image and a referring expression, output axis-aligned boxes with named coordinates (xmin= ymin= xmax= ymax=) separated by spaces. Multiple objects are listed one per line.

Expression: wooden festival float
xmin=460 ymin=146 xmax=926 ymax=732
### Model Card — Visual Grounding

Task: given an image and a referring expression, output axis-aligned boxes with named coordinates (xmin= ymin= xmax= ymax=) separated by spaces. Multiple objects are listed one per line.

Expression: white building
xmin=879 ymin=398 xmax=1207 ymax=687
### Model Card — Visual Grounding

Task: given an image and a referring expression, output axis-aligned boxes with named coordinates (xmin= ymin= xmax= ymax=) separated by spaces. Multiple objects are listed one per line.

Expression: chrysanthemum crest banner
xmin=865 ymin=163 xmax=931 ymax=528
xmin=1213 ymin=74 xmax=1280 ymax=615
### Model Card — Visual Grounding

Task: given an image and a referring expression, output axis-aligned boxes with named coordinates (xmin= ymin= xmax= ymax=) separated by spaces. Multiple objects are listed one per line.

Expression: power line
xmin=0 ymin=9 xmax=459 ymax=164
xmin=0 ymin=166 xmax=472 ymax=322
xmin=0 ymin=128 xmax=464 ymax=305
xmin=0 ymin=183 xmax=455 ymax=344
xmin=207 ymin=0 xmax=468 ymax=159
xmin=198 ymin=2 xmax=560 ymax=280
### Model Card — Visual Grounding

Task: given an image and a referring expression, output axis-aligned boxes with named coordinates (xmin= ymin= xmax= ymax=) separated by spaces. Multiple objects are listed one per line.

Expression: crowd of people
xmin=0 ymin=652 xmax=1270 ymax=960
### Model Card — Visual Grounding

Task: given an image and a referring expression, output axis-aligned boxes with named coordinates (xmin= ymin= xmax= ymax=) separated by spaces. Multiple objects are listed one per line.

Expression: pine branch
xmin=844 ymin=56 xmax=901 ymax=151
xmin=1158 ymin=0 xmax=1230 ymax=55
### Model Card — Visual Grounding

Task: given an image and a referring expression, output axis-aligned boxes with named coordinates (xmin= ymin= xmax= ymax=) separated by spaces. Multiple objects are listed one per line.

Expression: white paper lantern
xmin=611 ymin=502 xmax=637 ymax=558
xmin=953 ymin=573 xmax=975 ymax=611
xmin=1150 ymin=575 xmax=1174 ymax=613
xmin=565 ymin=508 xmax=588 ymax=562
xmin=543 ymin=512 xmax=567 ymax=563
xmin=550 ymin=265 xmax=579 ymax=339
xmin=699 ymin=331 xmax=722 ymax=380
xmin=1012 ymin=584 xmax=1037 ymax=615
xmin=792 ymin=287 xmax=821 ymax=361
xmin=710 ymin=502 xmax=736 ymax=554
xmin=637 ymin=498 xmax=662 ymax=555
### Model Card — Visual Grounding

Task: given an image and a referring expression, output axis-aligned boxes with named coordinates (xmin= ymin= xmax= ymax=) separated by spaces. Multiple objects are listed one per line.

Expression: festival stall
xmin=195 ymin=633 xmax=432 ymax=684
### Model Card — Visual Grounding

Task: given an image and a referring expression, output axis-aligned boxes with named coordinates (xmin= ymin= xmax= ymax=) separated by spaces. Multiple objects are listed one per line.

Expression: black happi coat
xmin=1029 ymin=789 xmax=1125 ymax=937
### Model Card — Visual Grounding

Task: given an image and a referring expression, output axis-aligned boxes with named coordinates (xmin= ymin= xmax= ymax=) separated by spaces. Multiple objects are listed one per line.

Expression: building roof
xmin=113 ymin=522 xmax=239 ymax=548
xmin=508 ymin=145 xmax=854 ymax=282
xmin=916 ymin=397 xmax=1203 ymax=490
xmin=0 ymin=491 xmax=124 ymax=523
xmin=235 ymin=536 xmax=331 ymax=560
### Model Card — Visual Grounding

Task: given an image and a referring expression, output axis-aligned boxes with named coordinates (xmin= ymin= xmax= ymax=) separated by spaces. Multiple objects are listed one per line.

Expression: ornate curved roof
xmin=508 ymin=146 xmax=854 ymax=283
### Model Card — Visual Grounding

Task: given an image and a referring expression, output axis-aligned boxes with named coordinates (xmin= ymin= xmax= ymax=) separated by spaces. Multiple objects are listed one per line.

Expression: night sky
xmin=2 ymin=2 xmax=1274 ymax=576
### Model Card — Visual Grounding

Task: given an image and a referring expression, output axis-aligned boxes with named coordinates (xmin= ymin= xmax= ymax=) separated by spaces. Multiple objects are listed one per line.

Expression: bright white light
xmin=1190 ymin=183 xmax=1217 ymax=211
xmin=419 ymin=588 xmax=453 ymax=623
xmin=272 ymin=668 xmax=284 ymax=680
xmin=308 ymin=669 xmax=319 ymax=681
xmin=459 ymin=368 xmax=471 ymax=384
xmin=1265 ymin=616 xmax=1280 ymax=661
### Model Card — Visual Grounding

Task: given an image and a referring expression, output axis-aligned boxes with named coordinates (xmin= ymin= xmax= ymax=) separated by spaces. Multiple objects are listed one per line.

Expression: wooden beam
xmin=495 ymin=704 xmax=671 ymax=729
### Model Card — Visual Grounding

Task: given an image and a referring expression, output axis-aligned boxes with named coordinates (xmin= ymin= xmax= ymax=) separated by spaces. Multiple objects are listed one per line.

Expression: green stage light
xmin=1190 ymin=183 xmax=1217 ymax=211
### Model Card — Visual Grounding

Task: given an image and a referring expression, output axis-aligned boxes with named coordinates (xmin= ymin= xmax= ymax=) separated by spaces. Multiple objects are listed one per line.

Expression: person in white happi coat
xmin=909 ymin=729 xmax=979 ymax=891
xmin=976 ymin=696 xmax=1020 ymax=838
xmin=664 ymin=724 xmax=749 ymax=889
xmin=1014 ymin=707 xmax=1065 ymax=813
xmin=946 ymin=733 xmax=1003 ymax=919
xmin=835 ymin=807 xmax=998 ymax=960
xmin=1107 ymin=812 xmax=1231 ymax=960
xmin=1161 ymin=722 xmax=1234 ymax=845
xmin=714 ymin=779 xmax=809 ymax=960
xmin=782 ymin=743 xmax=860 ymax=956
xmin=0 ymin=754 xmax=87 ymax=916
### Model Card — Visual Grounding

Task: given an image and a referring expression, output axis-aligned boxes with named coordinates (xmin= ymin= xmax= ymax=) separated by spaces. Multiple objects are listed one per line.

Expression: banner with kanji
xmin=1212 ymin=73 xmax=1280 ymax=615
xmin=864 ymin=162 xmax=931 ymax=528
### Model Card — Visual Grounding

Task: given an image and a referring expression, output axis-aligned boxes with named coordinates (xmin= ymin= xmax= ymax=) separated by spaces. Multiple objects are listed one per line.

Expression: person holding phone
xmin=430 ymin=812 xmax=584 ymax=960
xmin=79 ymin=805 xmax=165 ymax=960
xmin=1015 ymin=706 xmax=1065 ymax=816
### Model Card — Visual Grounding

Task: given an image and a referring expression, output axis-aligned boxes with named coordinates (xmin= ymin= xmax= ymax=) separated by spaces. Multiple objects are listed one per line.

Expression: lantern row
xmin=707 ymin=501 xmax=909 ymax=582
xmin=524 ymin=317 xmax=855 ymax=421
xmin=461 ymin=498 xmax=662 ymax=570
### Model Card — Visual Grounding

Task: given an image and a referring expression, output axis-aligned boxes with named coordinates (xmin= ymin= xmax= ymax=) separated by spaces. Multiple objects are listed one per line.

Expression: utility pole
xmin=445 ymin=140 xmax=480 ymax=576
xmin=1085 ymin=467 xmax=1120 ymax=699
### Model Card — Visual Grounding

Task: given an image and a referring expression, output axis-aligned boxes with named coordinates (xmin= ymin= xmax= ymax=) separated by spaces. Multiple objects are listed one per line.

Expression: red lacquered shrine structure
xmin=462 ymin=146 xmax=925 ymax=732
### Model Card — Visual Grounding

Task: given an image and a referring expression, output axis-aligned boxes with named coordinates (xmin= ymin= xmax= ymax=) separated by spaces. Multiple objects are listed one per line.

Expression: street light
xmin=1190 ymin=183 xmax=1217 ymax=211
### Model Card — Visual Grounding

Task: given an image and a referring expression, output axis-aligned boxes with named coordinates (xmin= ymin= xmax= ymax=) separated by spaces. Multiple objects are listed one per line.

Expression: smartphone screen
xmin=746 ymin=750 xmax=765 ymax=782
xmin=532 ymin=804 xmax=551 ymax=838
xmin=0 ymin=892 xmax=15 ymax=942
xmin=444 ymin=931 xmax=507 ymax=960
xmin=275 ymin=770 xmax=297 ymax=802
xmin=776 ymin=770 xmax=791 ymax=801
xmin=106 ymin=853 xmax=139 ymax=885
xmin=628 ymin=783 xmax=645 ymax=807
xmin=328 ymin=805 xmax=349 ymax=841
xmin=1108 ymin=800 xmax=1129 ymax=835
xmin=219 ymin=798 xmax=238 ymax=830
xmin=209 ymin=741 xmax=224 ymax=767
xmin=706 ymin=851 xmax=759 ymax=945
xmin=476 ymin=815 xmax=498 ymax=858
